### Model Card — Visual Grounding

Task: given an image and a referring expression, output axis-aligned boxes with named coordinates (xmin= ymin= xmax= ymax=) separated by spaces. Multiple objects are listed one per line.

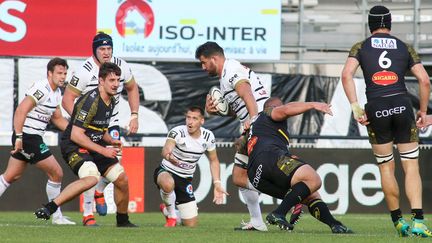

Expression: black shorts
xmin=365 ymin=94 xmax=418 ymax=144
xmin=248 ymin=150 xmax=305 ymax=199
xmin=62 ymin=148 xmax=118 ymax=176
xmin=153 ymin=166 xmax=195 ymax=205
xmin=11 ymin=132 xmax=52 ymax=164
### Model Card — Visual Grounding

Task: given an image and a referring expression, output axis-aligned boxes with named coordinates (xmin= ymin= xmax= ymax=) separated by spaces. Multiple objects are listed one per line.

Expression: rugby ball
xmin=209 ymin=86 xmax=229 ymax=116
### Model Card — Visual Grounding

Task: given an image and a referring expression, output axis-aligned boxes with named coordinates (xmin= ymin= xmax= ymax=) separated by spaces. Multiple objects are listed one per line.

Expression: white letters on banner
xmin=0 ymin=1 xmax=27 ymax=42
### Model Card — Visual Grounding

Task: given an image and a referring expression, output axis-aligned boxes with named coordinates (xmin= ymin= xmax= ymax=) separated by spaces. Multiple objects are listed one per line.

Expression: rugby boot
xmin=117 ymin=221 xmax=138 ymax=227
xmin=94 ymin=191 xmax=107 ymax=216
xmin=34 ymin=206 xmax=51 ymax=220
xmin=330 ymin=223 xmax=354 ymax=234
xmin=164 ymin=217 xmax=177 ymax=227
xmin=411 ymin=219 xmax=432 ymax=237
xmin=266 ymin=213 xmax=294 ymax=231
xmin=52 ymin=216 xmax=76 ymax=225
xmin=82 ymin=214 xmax=98 ymax=226
xmin=394 ymin=218 xmax=410 ymax=237
xmin=289 ymin=204 xmax=303 ymax=225
xmin=234 ymin=220 xmax=268 ymax=231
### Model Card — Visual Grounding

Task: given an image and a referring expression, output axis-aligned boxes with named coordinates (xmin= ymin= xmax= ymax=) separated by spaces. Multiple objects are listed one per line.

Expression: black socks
xmin=307 ymin=199 xmax=340 ymax=227
xmin=273 ymin=182 xmax=311 ymax=216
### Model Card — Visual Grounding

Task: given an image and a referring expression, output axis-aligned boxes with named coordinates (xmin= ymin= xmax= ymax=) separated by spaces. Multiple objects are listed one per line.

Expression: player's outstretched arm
xmin=207 ymin=149 xmax=228 ymax=204
xmin=270 ymin=102 xmax=332 ymax=122
xmin=62 ymin=87 xmax=81 ymax=116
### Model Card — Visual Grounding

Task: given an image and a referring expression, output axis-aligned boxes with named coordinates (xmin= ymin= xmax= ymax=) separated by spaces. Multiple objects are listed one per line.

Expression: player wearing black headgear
xmin=342 ymin=5 xmax=431 ymax=238
xmin=62 ymin=32 xmax=140 ymax=226
xmin=368 ymin=5 xmax=391 ymax=33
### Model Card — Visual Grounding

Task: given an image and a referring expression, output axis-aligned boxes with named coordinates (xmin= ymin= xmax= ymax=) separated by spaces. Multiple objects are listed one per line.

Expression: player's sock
xmin=412 ymin=208 xmax=424 ymax=220
xmin=95 ymin=177 xmax=110 ymax=194
xmin=0 ymin=175 xmax=10 ymax=197
xmin=390 ymin=208 xmax=403 ymax=223
xmin=46 ymin=180 xmax=62 ymax=218
xmin=246 ymin=180 xmax=259 ymax=193
xmin=116 ymin=212 xmax=129 ymax=224
xmin=45 ymin=201 xmax=59 ymax=214
xmin=307 ymin=199 xmax=340 ymax=226
xmin=273 ymin=182 xmax=310 ymax=216
xmin=160 ymin=189 xmax=176 ymax=218
xmin=239 ymin=187 xmax=264 ymax=226
xmin=83 ymin=186 xmax=96 ymax=217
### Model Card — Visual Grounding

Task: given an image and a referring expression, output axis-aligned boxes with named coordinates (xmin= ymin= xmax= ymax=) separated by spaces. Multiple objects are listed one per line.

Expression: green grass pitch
xmin=0 ymin=212 xmax=428 ymax=242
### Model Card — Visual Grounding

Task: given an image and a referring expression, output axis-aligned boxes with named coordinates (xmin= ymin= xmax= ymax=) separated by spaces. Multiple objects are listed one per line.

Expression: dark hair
xmin=99 ymin=62 xmax=121 ymax=80
xmin=92 ymin=32 xmax=113 ymax=58
xmin=47 ymin=57 xmax=68 ymax=74
xmin=187 ymin=106 xmax=205 ymax=116
xmin=368 ymin=5 xmax=391 ymax=33
xmin=195 ymin=41 xmax=224 ymax=59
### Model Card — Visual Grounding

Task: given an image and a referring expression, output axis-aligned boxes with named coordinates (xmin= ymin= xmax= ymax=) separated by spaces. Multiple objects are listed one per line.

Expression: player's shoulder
xmin=201 ymin=127 xmax=215 ymax=141
xmin=221 ymin=59 xmax=249 ymax=83
xmin=168 ymin=125 xmax=187 ymax=139
xmin=111 ymin=56 xmax=129 ymax=68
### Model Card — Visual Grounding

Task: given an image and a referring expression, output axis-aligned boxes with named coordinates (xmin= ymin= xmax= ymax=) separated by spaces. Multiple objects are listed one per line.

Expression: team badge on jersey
xmin=372 ymin=70 xmax=398 ymax=86
xmin=33 ymin=90 xmax=44 ymax=100
xmin=168 ymin=130 xmax=178 ymax=139
xmin=70 ymin=76 xmax=79 ymax=87
xmin=371 ymin=38 xmax=397 ymax=49
xmin=76 ymin=110 xmax=88 ymax=122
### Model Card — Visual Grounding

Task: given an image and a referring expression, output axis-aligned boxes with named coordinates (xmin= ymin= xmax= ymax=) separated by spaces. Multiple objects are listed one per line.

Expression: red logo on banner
xmin=115 ymin=0 xmax=154 ymax=38
xmin=372 ymin=70 xmax=398 ymax=86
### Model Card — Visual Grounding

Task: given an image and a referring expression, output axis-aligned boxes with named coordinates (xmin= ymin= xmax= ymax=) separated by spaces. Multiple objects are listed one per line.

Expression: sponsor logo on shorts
xmin=375 ymin=106 xmax=406 ymax=118
xmin=33 ymin=90 xmax=44 ymax=100
xmin=372 ymin=70 xmax=398 ymax=86
xmin=371 ymin=38 xmax=397 ymax=49
xmin=252 ymin=164 xmax=263 ymax=188
xmin=186 ymin=184 xmax=194 ymax=198
xmin=39 ymin=143 xmax=49 ymax=154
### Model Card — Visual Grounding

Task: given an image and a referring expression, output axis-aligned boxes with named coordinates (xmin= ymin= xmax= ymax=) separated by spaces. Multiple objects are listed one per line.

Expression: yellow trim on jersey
xmin=233 ymin=79 xmax=250 ymax=90
xmin=124 ymin=76 xmax=135 ymax=84
xmin=66 ymin=83 xmax=82 ymax=95
xmin=87 ymin=125 xmax=107 ymax=132
xmin=278 ymin=129 xmax=290 ymax=143
xmin=28 ymin=95 xmax=38 ymax=105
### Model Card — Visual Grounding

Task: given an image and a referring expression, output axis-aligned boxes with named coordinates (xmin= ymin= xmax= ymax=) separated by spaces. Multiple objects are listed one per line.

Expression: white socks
xmin=160 ymin=189 xmax=176 ymax=218
xmin=0 ymin=175 xmax=10 ymax=197
xmin=95 ymin=177 xmax=110 ymax=194
xmin=46 ymin=180 xmax=62 ymax=218
xmin=239 ymin=187 xmax=264 ymax=226
xmin=83 ymin=186 xmax=96 ymax=217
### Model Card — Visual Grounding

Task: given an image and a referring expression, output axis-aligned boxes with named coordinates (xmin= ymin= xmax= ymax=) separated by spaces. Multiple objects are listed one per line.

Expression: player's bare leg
xmin=35 ymin=155 xmax=75 ymax=225
xmin=157 ymin=171 xmax=177 ymax=227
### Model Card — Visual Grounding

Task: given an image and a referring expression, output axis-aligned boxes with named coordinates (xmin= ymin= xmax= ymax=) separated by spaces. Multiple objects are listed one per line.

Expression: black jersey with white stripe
xmin=161 ymin=125 xmax=216 ymax=178
xmin=247 ymin=108 xmax=290 ymax=161
xmin=349 ymin=33 xmax=421 ymax=100
xmin=24 ymin=79 xmax=61 ymax=136
xmin=67 ymin=56 xmax=133 ymax=127
xmin=61 ymin=88 xmax=114 ymax=154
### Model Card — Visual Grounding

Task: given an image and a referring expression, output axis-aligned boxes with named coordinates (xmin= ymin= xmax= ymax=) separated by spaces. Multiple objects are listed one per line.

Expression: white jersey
xmin=68 ymin=56 xmax=133 ymax=127
xmin=161 ymin=125 xmax=216 ymax=178
xmin=24 ymin=79 xmax=61 ymax=136
xmin=219 ymin=59 xmax=269 ymax=123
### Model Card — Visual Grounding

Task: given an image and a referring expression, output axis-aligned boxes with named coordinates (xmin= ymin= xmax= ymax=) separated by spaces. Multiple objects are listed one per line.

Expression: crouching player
xmin=244 ymin=97 xmax=353 ymax=233
xmin=154 ymin=106 xmax=228 ymax=227
xmin=34 ymin=62 xmax=137 ymax=227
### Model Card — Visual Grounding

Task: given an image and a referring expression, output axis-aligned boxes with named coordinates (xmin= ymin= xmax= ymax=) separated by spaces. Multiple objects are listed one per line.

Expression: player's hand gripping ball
xmin=209 ymin=86 xmax=229 ymax=116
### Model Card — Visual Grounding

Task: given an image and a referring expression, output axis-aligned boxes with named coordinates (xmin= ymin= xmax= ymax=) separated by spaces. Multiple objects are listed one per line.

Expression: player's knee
xmin=4 ymin=173 xmax=20 ymax=183
xmin=105 ymin=163 xmax=125 ymax=183
xmin=300 ymin=165 xmax=321 ymax=191
xmin=232 ymin=167 xmax=247 ymax=188
xmin=374 ymin=152 xmax=394 ymax=164
xmin=113 ymin=171 xmax=128 ymax=189
xmin=177 ymin=201 xmax=198 ymax=224
xmin=157 ymin=172 xmax=175 ymax=192
xmin=399 ymin=146 xmax=419 ymax=161
xmin=78 ymin=161 xmax=101 ymax=181
xmin=49 ymin=166 xmax=63 ymax=182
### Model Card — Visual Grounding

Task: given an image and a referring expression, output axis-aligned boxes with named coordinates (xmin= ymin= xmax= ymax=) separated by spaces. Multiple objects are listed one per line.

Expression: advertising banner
xmin=97 ymin=0 xmax=281 ymax=61
xmin=0 ymin=0 xmax=96 ymax=57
